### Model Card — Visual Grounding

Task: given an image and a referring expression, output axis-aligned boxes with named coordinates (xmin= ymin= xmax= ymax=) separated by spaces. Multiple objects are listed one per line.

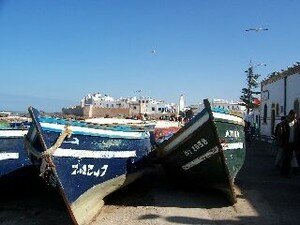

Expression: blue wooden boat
xmin=25 ymin=107 xmax=153 ymax=225
xmin=0 ymin=129 xmax=30 ymax=178
xmin=9 ymin=121 xmax=31 ymax=129
xmin=153 ymin=99 xmax=246 ymax=204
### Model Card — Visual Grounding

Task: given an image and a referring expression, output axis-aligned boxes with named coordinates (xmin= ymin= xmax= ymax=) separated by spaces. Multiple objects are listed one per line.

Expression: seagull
xmin=245 ymin=27 xmax=269 ymax=32
xmin=151 ymin=49 xmax=157 ymax=55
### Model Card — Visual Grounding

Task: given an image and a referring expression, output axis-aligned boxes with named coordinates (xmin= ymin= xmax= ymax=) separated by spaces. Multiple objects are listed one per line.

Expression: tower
xmin=179 ymin=94 xmax=185 ymax=112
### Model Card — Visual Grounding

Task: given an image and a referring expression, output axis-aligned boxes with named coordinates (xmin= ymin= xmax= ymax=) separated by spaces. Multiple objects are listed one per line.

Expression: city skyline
xmin=1 ymin=1 xmax=299 ymax=111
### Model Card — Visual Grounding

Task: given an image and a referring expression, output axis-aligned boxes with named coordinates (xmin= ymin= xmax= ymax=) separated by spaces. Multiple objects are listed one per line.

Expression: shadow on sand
xmin=1 ymin=140 xmax=300 ymax=225
xmin=0 ymin=167 xmax=73 ymax=225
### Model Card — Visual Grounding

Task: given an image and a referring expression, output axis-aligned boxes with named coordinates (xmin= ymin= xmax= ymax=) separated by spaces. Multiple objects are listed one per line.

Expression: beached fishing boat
xmin=25 ymin=107 xmax=153 ymax=225
xmin=154 ymin=99 xmax=245 ymax=204
xmin=0 ymin=129 xmax=29 ymax=178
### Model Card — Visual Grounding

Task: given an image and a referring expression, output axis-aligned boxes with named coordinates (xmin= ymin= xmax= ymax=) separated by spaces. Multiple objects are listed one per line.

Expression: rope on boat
xmin=25 ymin=125 xmax=72 ymax=185
xmin=25 ymin=125 xmax=72 ymax=158
xmin=43 ymin=125 xmax=72 ymax=156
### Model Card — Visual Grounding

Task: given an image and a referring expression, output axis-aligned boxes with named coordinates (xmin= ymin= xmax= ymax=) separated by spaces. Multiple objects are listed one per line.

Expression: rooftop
xmin=261 ymin=62 xmax=300 ymax=86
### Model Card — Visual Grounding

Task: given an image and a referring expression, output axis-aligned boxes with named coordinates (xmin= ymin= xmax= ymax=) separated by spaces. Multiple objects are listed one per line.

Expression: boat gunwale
xmin=39 ymin=122 xmax=150 ymax=140
xmin=155 ymin=99 xmax=239 ymax=204
xmin=39 ymin=116 xmax=155 ymax=132
xmin=155 ymin=108 xmax=210 ymax=155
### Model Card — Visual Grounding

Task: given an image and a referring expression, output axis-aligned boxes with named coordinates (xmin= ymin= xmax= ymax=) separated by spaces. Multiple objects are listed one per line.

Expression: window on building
xmin=276 ymin=104 xmax=279 ymax=116
xmin=158 ymin=108 xmax=161 ymax=111
xmin=106 ymin=104 xmax=109 ymax=108
xmin=280 ymin=106 xmax=284 ymax=114
xmin=111 ymin=104 xmax=114 ymax=108
xmin=152 ymin=107 xmax=155 ymax=111
xmin=263 ymin=104 xmax=267 ymax=123
xmin=133 ymin=106 xmax=137 ymax=110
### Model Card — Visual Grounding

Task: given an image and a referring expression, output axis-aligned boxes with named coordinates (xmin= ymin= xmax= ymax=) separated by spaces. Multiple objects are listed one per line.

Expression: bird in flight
xmin=245 ymin=27 xmax=269 ymax=32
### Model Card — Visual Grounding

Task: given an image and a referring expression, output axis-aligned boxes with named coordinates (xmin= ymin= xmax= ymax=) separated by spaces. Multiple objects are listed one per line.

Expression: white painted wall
xmin=260 ymin=79 xmax=285 ymax=136
xmin=260 ymin=73 xmax=300 ymax=137
xmin=179 ymin=95 xmax=185 ymax=112
xmin=287 ymin=73 xmax=300 ymax=113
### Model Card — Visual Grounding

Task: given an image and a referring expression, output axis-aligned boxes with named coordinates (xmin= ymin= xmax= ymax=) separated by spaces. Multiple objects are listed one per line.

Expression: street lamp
xmin=249 ymin=61 xmax=267 ymax=83
xmin=249 ymin=60 xmax=267 ymax=68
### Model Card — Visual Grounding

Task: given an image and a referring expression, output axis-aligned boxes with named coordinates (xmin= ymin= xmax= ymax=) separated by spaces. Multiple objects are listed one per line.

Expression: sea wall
xmin=62 ymin=106 xmax=131 ymax=118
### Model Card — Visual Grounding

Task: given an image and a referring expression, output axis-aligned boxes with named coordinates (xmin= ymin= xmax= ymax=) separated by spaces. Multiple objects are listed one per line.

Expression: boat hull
xmin=0 ymin=130 xmax=30 ymax=178
xmin=155 ymin=100 xmax=245 ymax=203
xmin=214 ymin=114 xmax=246 ymax=181
xmin=26 ymin=107 xmax=152 ymax=225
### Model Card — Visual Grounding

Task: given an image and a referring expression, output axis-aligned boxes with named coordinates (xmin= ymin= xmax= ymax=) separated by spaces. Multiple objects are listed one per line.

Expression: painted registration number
xmin=183 ymin=138 xmax=208 ymax=156
xmin=71 ymin=164 xmax=108 ymax=177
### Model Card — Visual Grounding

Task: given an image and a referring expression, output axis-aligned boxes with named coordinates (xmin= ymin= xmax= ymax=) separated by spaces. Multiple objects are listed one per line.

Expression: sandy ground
xmin=1 ymin=140 xmax=300 ymax=225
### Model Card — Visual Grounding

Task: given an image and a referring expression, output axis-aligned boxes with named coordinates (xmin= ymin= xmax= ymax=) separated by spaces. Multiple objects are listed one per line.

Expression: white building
xmin=80 ymin=93 xmax=177 ymax=116
xmin=137 ymin=97 xmax=177 ymax=115
xmin=81 ymin=93 xmax=115 ymax=107
xmin=179 ymin=94 xmax=185 ymax=112
xmin=0 ymin=111 xmax=12 ymax=117
xmin=246 ymin=107 xmax=261 ymax=129
xmin=260 ymin=64 xmax=300 ymax=137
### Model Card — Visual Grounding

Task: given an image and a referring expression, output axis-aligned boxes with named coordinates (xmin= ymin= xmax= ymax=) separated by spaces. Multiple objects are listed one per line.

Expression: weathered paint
xmin=214 ymin=119 xmax=246 ymax=181
xmin=161 ymin=109 xmax=210 ymax=154
xmin=212 ymin=112 xmax=244 ymax=125
xmin=0 ymin=152 xmax=19 ymax=160
xmin=182 ymin=146 xmax=219 ymax=170
xmin=26 ymin=107 xmax=152 ymax=225
xmin=0 ymin=130 xmax=31 ymax=177
xmin=155 ymin=99 xmax=245 ymax=204
xmin=92 ymin=139 xmax=122 ymax=149
xmin=53 ymin=148 xmax=136 ymax=159
xmin=63 ymin=137 xmax=80 ymax=145
xmin=40 ymin=122 xmax=150 ymax=139
xmin=0 ymin=130 xmax=27 ymax=137
xmin=70 ymin=172 xmax=143 ymax=225
xmin=221 ymin=142 xmax=244 ymax=150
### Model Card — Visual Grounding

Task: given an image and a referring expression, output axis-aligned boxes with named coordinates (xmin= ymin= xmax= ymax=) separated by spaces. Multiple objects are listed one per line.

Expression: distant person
xmin=295 ymin=116 xmax=300 ymax=172
xmin=281 ymin=110 xmax=299 ymax=178
xmin=274 ymin=116 xmax=286 ymax=168
xmin=244 ymin=121 xmax=252 ymax=143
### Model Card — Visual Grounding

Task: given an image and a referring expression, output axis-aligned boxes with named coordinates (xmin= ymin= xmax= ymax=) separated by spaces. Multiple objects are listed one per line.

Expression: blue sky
xmin=0 ymin=0 xmax=299 ymax=112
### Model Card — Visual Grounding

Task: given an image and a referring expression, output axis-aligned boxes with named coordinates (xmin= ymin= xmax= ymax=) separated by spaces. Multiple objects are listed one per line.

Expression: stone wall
xmin=62 ymin=105 xmax=131 ymax=118
xmin=62 ymin=106 xmax=84 ymax=117
xmin=91 ymin=107 xmax=131 ymax=118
